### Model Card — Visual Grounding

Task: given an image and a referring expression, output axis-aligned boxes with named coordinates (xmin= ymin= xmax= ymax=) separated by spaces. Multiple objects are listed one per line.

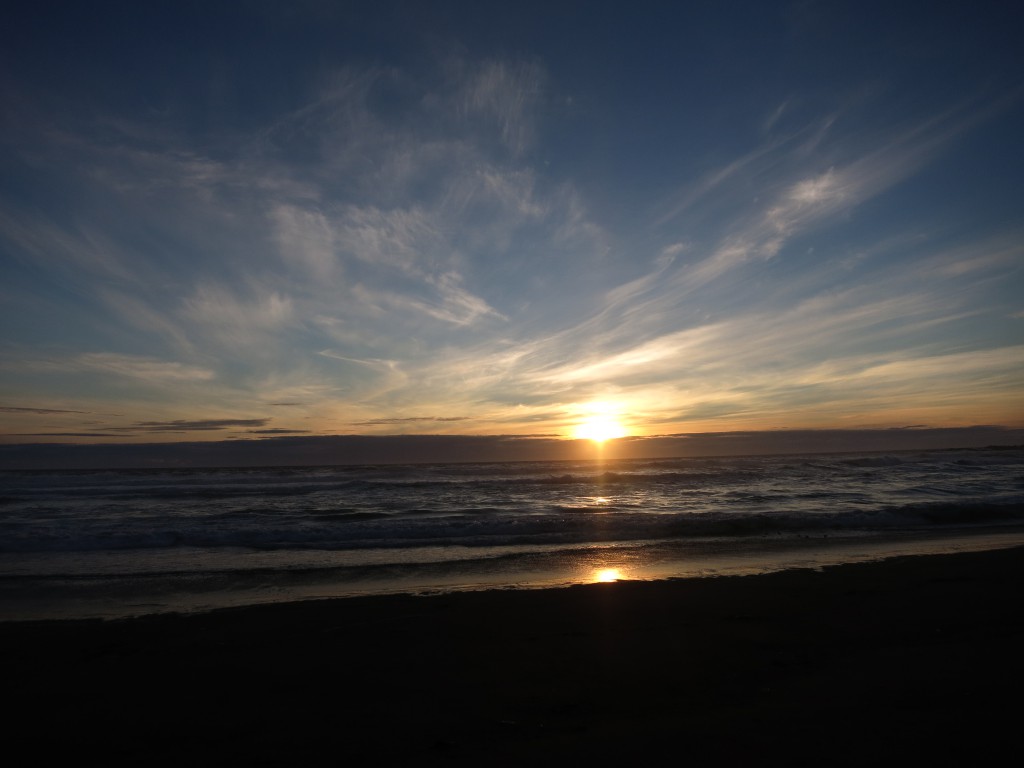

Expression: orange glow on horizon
xmin=571 ymin=402 xmax=629 ymax=443
xmin=594 ymin=567 xmax=623 ymax=582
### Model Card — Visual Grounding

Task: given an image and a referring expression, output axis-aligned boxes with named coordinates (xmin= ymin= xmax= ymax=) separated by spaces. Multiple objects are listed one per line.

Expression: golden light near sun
xmin=571 ymin=402 xmax=629 ymax=443
xmin=594 ymin=567 xmax=623 ymax=582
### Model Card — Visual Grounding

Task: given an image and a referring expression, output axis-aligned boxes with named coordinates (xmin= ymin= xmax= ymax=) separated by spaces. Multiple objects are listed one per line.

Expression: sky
xmin=1 ymin=1 xmax=1022 ymax=465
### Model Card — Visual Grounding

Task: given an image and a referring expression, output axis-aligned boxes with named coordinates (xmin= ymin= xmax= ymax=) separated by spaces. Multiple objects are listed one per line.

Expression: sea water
xmin=1 ymin=446 xmax=1022 ymax=619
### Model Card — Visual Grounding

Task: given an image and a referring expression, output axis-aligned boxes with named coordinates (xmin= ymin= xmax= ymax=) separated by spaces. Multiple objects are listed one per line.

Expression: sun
xmin=594 ymin=567 xmax=623 ymax=582
xmin=572 ymin=413 xmax=628 ymax=443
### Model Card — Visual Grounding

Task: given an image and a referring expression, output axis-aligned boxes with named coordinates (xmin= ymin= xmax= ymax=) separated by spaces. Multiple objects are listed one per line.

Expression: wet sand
xmin=4 ymin=546 xmax=1024 ymax=766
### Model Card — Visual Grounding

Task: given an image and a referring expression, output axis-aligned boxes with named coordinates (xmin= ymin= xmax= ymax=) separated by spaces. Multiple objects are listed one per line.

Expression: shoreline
xmin=4 ymin=526 xmax=1024 ymax=622
xmin=4 ymin=544 xmax=1024 ymax=764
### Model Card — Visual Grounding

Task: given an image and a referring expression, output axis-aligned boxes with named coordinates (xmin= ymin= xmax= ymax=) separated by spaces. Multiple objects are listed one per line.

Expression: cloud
xmin=130 ymin=419 xmax=271 ymax=432
xmin=459 ymin=58 xmax=546 ymax=155
xmin=7 ymin=432 xmax=134 ymax=438
xmin=654 ymin=135 xmax=792 ymax=227
xmin=71 ymin=353 xmax=215 ymax=383
xmin=929 ymin=236 xmax=1024 ymax=278
xmin=653 ymin=97 xmax=1006 ymax=298
xmin=316 ymin=351 xmax=408 ymax=398
xmin=834 ymin=346 xmax=1024 ymax=388
xmin=680 ymin=158 xmax=894 ymax=288
xmin=270 ymin=204 xmax=338 ymax=279
xmin=91 ymin=146 xmax=232 ymax=196
xmin=533 ymin=323 xmax=726 ymax=387
xmin=762 ymin=100 xmax=789 ymax=133
xmin=603 ymin=245 xmax=682 ymax=308
xmin=181 ymin=284 xmax=294 ymax=351
xmin=405 ymin=250 xmax=1020 ymax=432
xmin=336 ymin=205 xmax=438 ymax=274
xmin=0 ymin=209 xmax=137 ymax=283
xmin=0 ymin=406 xmax=89 ymax=414
xmin=351 ymin=416 xmax=471 ymax=426
xmin=409 ymin=272 xmax=507 ymax=326
xmin=2 ymin=51 xmax=606 ymax=397
xmin=2 ymin=21 xmax=1019 ymax=447
xmin=97 ymin=288 xmax=196 ymax=353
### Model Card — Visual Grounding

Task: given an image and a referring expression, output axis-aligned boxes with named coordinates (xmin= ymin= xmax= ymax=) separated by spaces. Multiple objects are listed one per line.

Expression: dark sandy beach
xmin=4 ymin=546 xmax=1024 ymax=766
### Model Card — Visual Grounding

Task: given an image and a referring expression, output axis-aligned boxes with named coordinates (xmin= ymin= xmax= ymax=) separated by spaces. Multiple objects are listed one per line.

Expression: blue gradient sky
xmin=1 ymin=1 xmax=1022 ymax=452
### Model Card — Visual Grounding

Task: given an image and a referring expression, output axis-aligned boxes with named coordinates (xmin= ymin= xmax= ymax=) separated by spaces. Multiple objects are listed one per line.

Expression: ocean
xmin=2 ymin=446 xmax=1022 ymax=620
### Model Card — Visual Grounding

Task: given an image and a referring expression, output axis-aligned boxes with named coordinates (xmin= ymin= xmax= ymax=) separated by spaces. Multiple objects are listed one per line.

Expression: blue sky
xmin=1 ymin=1 xmax=1022 ymax=454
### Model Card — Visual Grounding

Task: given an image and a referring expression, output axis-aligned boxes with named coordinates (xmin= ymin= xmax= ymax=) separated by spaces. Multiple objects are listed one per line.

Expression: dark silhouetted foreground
xmin=5 ymin=547 xmax=1023 ymax=766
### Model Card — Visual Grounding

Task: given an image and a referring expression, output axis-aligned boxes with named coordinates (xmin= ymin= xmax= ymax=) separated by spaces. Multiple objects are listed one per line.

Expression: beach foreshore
xmin=5 ymin=545 xmax=1024 ymax=766
xmin=7 ymin=529 xmax=1024 ymax=622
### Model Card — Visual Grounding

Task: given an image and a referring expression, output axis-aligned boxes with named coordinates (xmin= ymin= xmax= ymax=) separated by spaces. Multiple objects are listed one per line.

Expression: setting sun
xmin=572 ymin=402 xmax=629 ymax=442
xmin=594 ymin=568 xmax=623 ymax=582
xmin=574 ymin=416 xmax=627 ymax=442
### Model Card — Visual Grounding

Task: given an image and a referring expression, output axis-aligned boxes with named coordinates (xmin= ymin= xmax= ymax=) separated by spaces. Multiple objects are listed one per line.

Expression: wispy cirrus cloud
xmin=1 ymin=52 xmax=583 ymax=363
xmin=56 ymin=353 xmax=217 ymax=383
xmin=401 ymin=272 xmax=507 ymax=326
xmin=270 ymin=204 xmax=338 ymax=280
xmin=458 ymin=58 xmax=546 ymax=155
xmin=1 ymin=6 xmax=1020 ymax=447
xmin=650 ymin=97 xmax=1010 ymax=299
xmin=180 ymin=284 xmax=294 ymax=354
